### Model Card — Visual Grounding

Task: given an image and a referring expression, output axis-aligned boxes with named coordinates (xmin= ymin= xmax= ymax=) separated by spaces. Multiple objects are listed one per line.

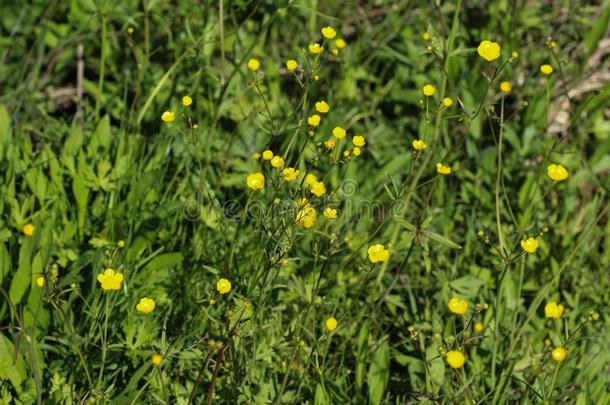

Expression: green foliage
xmin=0 ymin=0 xmax=608 ymax=403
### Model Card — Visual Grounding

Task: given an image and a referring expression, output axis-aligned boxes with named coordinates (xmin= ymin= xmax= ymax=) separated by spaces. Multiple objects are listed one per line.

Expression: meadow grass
xmin=0 ymin=1 xmax=609 ymax=404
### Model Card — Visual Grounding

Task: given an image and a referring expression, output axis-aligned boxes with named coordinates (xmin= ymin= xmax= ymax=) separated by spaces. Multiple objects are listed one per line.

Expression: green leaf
xmin=421 ymin=230 xmax=462 ymax=249
xmin=584 ymin=5 xmax=609 ymax=55
xmin=0 ymin=104 xmax=11 ymax=143
xmin=367 ymin=340 xmax=390 ymax=405
xmin=356 ymin=321 xmax=369 ymax=389
xmin=9 ymin=237 xmax=35 ymax=305
xmin=0 ymin=333 xmax=27 ymax=391
xmin=141 ymin=253 xmax=183 ymax=273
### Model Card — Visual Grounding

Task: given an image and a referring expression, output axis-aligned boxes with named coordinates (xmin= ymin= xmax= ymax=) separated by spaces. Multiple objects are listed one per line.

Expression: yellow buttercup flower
xmin=422 ymin=31 xmax=430 ymax=41
xmin=442 ymin=97 xmax=453 ymax=107
xmin=247 ymin=58 xmax=260 ymax=71
xmin=310 ymin=181 xmax=326 ymax=197
xmin=216 ymin=278 xmax=232 ymax=294
xmin=22 ymin=223 xmax=35 ymax=236
xmin=161 ymin=111 xmax=175 ymax=123
xmin=252 ymin=152 xmax=261 ymax=160
xmin=367 ymin=244 xmax=390 ymax=263
xmin=97 ymin=268 xmax=124 ymax=291
xmin=332 ymin=126 xmax=346 ymax=139
xmin=325 ymin=316 xmax=338 ymax=331
xmin=246 ymin=172 xmax=265 ymax=190
xmin=547 ymin=164 xmax=568 ymax=181
xmin=551 ymin=347 xmax=567 ymax=362
xmin=36 ymin=277 xmax=45 ymax=288
xmin=343 ymin=150 xmax=350 ymax=158
xmin=422 ymin=84 xmax=436 ymax=97
xmin=136 ymin=297 xmax=156 ymax=314
xmin=262 ymin=150 xmax=274 ymax=160
xmin=315 ymin=101 xmax=330 ymax=113
xmin=286 ymin=59 xmax=298 ymax=71
xmin=436 ymin=163 xmax=451 ymax=175
xmin=309 ymin=43 xmax=324 ymax=54
xmin=305 ymin=173 xmax=318 ymax=185
xmin=182 ymin=96 xmax=192 ymax=107
xmin=283 ymin=167 xmax=300 ymax=181
xmin=540 ymin=64 xmax=554 ymax=75
xmin=335 ymin=38 xmax=346 ymax=49
xmin=270 ymin=156 xmax=284 ymax=168
xmin=520 ymin=237 xmax=539 ymax=254
xmin=352 ymin=135 xmax=366 ymax=147
xmin=321 ymin=26 xmax=337 ymax=39
xmin=412 ymin=139 xmax=427 ymax=151
xmin=296 ymin=201 xmax=317 ymax=228
xmin=477 ymin=40 xmax=501 ymax=61
xmin=324 ymin=139 xmax=336 ymax=150
xmin=323 ymin=208 xmax=337 ymax=219
xmin=446 ymin=350 xmax=466 ymax=368
xmin=308 ymin=114 xmax=321 ymax=126
xmin=448 ymin=297 xmax=468 ymax=315
xmin=544 ymin=302 xmax=564 ymax=319
xmin=500 ymin=81 xmax=512 ymax=93
xmin=474 ymin=322 xmax=484 ymax=333
xmin=151 ymin=354 xmax=163 ymax=366
xmin=352 ymin=147 xmax=362 ymax=156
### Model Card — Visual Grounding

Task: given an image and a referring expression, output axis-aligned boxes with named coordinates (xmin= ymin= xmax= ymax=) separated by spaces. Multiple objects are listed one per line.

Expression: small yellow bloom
xmin=442 ymin=97 xmax=453 ymax=107
xmin=216 ymin=278 xmax=232 ymax=294
xmin=262 ymin=150 xmax=274 ymax=160
xmin=540 ymin=64 xmax=554 ymax=75
xmin=182 ymin=96 xmax=193 ymax=107
xmin=305 ymin=173 xmax=318 ymax=185
xmin=136 ymin=297 xmax=156 ymax=314
xmin=422 ymin=31 xmax=430 ymax=41
xmin=367 ymin=244 xmax=390 ymax=263
xmin=323 ymin=208 xmax=337 ymax=219
xmin=331 ymin=48 xmax=338 ymax=55
xmin=422 ymin=84 xmax=436 ymax=97
xmin=332 ymin=126 xmax=346 ymax=139
xmin=310 ymin=181 xmax=326 ymax=197
xmin=321 ymin=26 xmax=337 ymax=39
xmin=308 ymin=114 xmax=321 ymax=126
xmin=446 ymin=350 xmax=466 ymax=368
xmin=36 ymin=277 xmax=45 ymax=288
xmin=97 ymin=268 xmax=124 ymax=291
xmin=252 ymin=152 xmax=261 ymax=160
xmin=448 ymin=297 xmax=468 ymax=315
xmin=246 ymin=172 xmax=265 ymax=190
xmin=436 ymin=163 xmax=451 ymax=175
xmin=309 ymin=43 xmax=324 ymax=54
xmin=283 ymin=167 xmax=300 ymax=181
xmin=352 ymin=147 xmax=362 ymax=156
xmin=343 ymin=150 xmax=351 ymax=158
xmin=412 ymin=139 xmax=427 ymax=151
xmin=551 ymin=347 xmax=567 ymax=363
xmin=477 ymin=40 xmax=501 ymax=61
xmin=161 ymin=111 xmax=175 ymax=123
xmin=117 ymin=240 xmax=126 ymax=248
xmin=273 ymin=198 xmax=281 ymax=205
xmin=286 ymin=59 xmax=298 ymax=71
xmin=280 ymin=258 xmax=289 ymax=266
xmin=325 ymin=316 xmax=338 ymax=331
xmin=151 ymin=354 xmax=163 ymax=366
xmin=22 ymin=223 xmax=35 ymax=236
xmin=296 ymin=202 xmax=317 ymax=228
xmin=335 ymin=38 xmax=346 ymax=49
xmin=315 ymin=101 xmax=330 ymax=113
xmin=500 ymin=81 xmax=512 ymax=93
xmin=270 ymin=156 xmax=284 ymax=168
xmin=247 ymin=58 xmax=260 ymax=71
xmin=520 ymin=237 xmax=539 ymax=254
xmin=352 ymin=135 xmax=366 ymax=147
xmin=547 ymin=164 xmax=568 ymax=181
xmin=324 ymin=139 xmax=336 ymax=150
xmin=474 ymin=322 xmax=484 ymax=333
xmin=127 ymin=27 xmax=134 ymax=34
xmin=544 ymin=302 xmax=564 ymax=319
xmin=314 ymin=74 xmax=320 ymax=81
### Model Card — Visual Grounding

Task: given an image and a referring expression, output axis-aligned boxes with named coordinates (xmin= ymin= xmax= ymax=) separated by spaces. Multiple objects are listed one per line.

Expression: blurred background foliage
xmin=0 ymin=0 xmax=609 ymax=403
